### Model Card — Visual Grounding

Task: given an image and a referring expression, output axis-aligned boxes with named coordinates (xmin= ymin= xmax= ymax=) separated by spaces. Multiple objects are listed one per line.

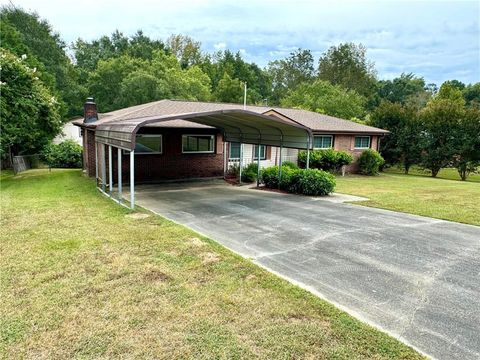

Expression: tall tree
xmin=281 ymin=80 xmax=366 ymax=120
xmin=0 ymin=49 xmax=62 ymax=162
xmin=267 ymin=48 xmax=315 ymax=104
xmin=1 ymin=5 xmax=86 ymax=117
xmin=419 ymin=83 xmax=466 ymax=177
xmin=370 ymin=101 xmax=422 ymax=173
xmin=463 ymin=83 xmax=480 ymax=107
xmin=452 ymin=107 xmax=480 ymax=180
xmin=376 ymin=73 xmax=428 ymax=105
xmin=166 ymin=34 xmax=202 ymax=69
xmin=318 ymin=43 xmax=376 ymax=100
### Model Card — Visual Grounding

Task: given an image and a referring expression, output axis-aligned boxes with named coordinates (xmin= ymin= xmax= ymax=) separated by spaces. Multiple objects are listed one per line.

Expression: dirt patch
xmin=201 ymin=252 xmax=221 ymax=265
xmin=245 ymin=274 xmax=257 ymax=281
xmin=143 ymin=269 xmax=171 ymax=282
xmin=126 ymin=213 xmax=150 ymax=220
xmin=189 ymin=237 xmax=205 ymax=247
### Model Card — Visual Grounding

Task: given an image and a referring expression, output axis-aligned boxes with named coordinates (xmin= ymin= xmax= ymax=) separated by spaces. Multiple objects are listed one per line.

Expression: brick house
xmin=74 ymin=99 xmax=388 ymax=185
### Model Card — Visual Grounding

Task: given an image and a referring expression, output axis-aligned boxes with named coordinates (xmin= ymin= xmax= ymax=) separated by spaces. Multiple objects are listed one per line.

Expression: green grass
xmin=384 ymin=165 xmax=480 ymax=182
xmin=0 ymin=169 xmax=423 ymax=359
xmin=335 ymin=170 xmax=480 ymax=226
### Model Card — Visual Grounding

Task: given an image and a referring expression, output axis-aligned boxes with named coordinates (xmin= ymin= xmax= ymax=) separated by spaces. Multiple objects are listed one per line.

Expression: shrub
xmin=261 ymin=165 xmax=280 ymax=188
xmin=227 ymin=163 xmax=240 ymax=177
xmin=294 ymin=169 xmax=336 ymax=196
xmin=358 ymin=149 xmax=385 ymax=175
xmin=281 ymin=161 xmax=298 ymax=169
xmin=241 ymin=162 xmax=258 ymax=183
xmin=298 ymin=149 xmax=353 ymax=173
xmin=41 ymin=140 xmax=83 ymax=168
xmin=262 ymin=165 xmax=336 ymax=196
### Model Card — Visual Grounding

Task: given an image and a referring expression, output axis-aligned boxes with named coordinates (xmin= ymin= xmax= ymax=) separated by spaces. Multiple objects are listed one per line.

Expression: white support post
xmin=306 ymin=137 xmax=311 ymax=169
xmin=239 ymin=143 xmax=243 ymax=184
xmin=256 ymin=143 xmax=261 ymax=187
xmin=95 ymin=142 xmax=98 ymax=185
xmin=223 ymin=141 xmax=227 ymax=179
xmin=278 ymin=143 xmax=283 ymax=189
xmin=108 ymin=145 xmax=113 ymax=195
xmin=130 ymin=150 xmax=135 ymax=209
xmin=117 ymin=148 xmax=122 ymax=202
xmin=101 ymin=144 xmax=106 ymax=192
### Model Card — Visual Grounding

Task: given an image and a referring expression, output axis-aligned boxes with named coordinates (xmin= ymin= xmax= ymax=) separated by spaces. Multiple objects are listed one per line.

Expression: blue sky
xmin=3 ymin=0 xmax=479 ymax=85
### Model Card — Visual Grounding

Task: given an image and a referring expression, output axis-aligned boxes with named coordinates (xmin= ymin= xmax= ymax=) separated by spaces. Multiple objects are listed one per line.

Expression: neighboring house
xmin=73 ymin=99 xmax=388 ymax=183
xmin=53 ymin=119 xmax=83 ymax=145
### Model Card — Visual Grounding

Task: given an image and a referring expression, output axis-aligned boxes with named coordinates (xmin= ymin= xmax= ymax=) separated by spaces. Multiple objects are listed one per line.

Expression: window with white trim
xmin=229 ymin=142 xmax=241 ymax=159
xmin=313 ymin=135 xmax=333 ymax=149
xmin=182 ymin=135 xmax=215 ymax=153
xmin=354 ymin=136 xmax=371 ymax=149
xmin=130 ymin=134 xmax=163 ymax=154
xmin=253 ymin=145 xmax=266 ymax=160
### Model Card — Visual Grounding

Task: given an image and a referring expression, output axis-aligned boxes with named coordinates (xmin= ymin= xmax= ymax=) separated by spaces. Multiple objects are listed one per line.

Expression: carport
xmin=93 ymin=109 xmax=313 ymax=208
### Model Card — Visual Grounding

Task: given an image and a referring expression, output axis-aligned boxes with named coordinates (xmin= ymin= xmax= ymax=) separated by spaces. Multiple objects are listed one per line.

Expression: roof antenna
xmin=243 ymin=81 xmax=247 ymax=110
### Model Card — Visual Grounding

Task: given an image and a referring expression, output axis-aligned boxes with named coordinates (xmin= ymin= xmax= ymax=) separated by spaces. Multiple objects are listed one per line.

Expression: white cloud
xmin=2 ymin=0 xmax=479 ymax=84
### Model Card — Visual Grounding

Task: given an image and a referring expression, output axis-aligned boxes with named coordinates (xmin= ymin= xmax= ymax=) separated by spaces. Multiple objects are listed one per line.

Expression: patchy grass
xmin=0 ymin=169 xmax=423 ymax=359
xmin=335 ymin=171 xmax=480 ymax=225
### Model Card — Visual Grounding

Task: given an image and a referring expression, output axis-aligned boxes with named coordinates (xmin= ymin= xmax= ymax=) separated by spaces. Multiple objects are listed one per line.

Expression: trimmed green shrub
xmin=41 ymin=140 xmax=83 ymax=168
xmin=227 ymin=163 xmax=240 ymax=177
xmin=298 ymin=149 xmax=353 ymax=173
xmin=281 ymin=161 xmax=298 ymax=169
xmin=358 ymin=149 xmax=385 ymax=175
xmin=262 ymin=165 xmax=336 ymax=196
xmin=241 ymin=162 xmax=258 ymax=183
xmin=261 ymin=165 xmax=280 ymax=188
xmin=294 ymin=169 xmax=336 ymax=195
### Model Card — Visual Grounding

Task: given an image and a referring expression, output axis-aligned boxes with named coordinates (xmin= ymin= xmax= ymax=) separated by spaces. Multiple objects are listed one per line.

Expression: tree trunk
xmin=459 ymin=169 xmax=467 ymax=181
xmin=431 ymin=168 xmax=440 ymax=177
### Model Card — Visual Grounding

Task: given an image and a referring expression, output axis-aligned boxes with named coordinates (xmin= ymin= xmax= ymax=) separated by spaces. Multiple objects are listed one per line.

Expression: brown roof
xmin=74 ymin=99 xmax=388 ymax=134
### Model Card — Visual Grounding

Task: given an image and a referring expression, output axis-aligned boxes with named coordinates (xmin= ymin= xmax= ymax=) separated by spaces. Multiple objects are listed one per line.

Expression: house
xmin=53 ymin=119 xmax=83 ymax=145
xmin=73 ymin=98 xmax=388 ymax=207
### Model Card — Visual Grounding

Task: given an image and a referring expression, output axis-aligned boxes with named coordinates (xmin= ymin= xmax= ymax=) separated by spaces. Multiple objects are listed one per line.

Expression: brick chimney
xmin=83 ymin=97 xmax=98 ymax=123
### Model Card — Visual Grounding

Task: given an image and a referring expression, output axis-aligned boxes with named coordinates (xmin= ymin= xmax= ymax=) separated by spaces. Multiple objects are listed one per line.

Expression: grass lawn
xmin=0 ymin=169 xmax=423 ymax=359
xmin=335 ymin=169 xmax=480 ymax=226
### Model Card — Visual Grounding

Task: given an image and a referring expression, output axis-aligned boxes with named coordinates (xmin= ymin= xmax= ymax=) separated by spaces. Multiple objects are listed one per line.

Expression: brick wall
xmin=89 ymin=127 xmax=225 ymax=184
xmin=332 ymin=134 xmax=380 ymax=172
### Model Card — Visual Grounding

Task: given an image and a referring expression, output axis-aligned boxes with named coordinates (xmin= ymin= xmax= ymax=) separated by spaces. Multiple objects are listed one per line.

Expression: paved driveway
xmin=133 ymin=182 xmax=480 ymax=360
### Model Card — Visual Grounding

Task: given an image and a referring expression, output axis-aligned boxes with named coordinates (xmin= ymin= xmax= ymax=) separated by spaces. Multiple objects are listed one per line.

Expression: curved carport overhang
xmin=93 ymin=109 xmax=314 ymax=209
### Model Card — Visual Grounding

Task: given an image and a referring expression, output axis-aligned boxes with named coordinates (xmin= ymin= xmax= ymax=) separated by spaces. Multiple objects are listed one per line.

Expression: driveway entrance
xmin=134 ymin=182 xmax=480 ymax=360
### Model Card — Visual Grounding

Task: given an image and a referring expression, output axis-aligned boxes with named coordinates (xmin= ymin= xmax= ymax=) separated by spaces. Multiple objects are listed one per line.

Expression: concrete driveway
xmin=133 ymin=181 xmax=480 ymax=360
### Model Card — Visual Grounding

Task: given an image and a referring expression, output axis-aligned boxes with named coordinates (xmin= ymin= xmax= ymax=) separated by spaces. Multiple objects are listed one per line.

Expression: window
xmin=313 ymin=135 xmax=333 ymax=149
xmin=182 ymin=135 xmax=215 ymax=153
xmin=131 ymin=134 xmax=162 ymax=154
xmin=229 ymin=142 xmax=241 ymax=159
xmin=253 ymin=145 xmax=266 ymax=160
xmin=354 ymin=136 xmax=371 ymax=149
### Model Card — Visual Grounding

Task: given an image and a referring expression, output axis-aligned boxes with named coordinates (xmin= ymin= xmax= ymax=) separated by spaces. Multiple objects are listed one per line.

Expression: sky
xmin=3 ymin=0 xmax=479 ymax=85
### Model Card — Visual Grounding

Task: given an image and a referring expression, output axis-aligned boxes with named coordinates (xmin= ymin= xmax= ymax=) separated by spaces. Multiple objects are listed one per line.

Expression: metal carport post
xmin=130 ymin=150 xmax=135 ymax=209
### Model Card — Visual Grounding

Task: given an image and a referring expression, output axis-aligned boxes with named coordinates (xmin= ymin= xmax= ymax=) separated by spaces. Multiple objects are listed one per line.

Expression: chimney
xmin=83 ymin=97 xmax=98 ymax=123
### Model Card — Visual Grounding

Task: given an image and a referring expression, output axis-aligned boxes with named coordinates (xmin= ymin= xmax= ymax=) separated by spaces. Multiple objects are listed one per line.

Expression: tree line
xmin=1 ymin=5 xmax=479 ymax=179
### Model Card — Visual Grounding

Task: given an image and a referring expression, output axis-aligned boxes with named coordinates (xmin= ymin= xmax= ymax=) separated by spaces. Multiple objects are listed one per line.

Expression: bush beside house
xmin=298 ymin=149 xmax=353 ymax=173
xmin=261 ymin=165 xmax=336 ymax=196
xmin=41 ymin=140 xmax=83 ymax=168
xmin=358 ymin=149 xmax=385 ymax=175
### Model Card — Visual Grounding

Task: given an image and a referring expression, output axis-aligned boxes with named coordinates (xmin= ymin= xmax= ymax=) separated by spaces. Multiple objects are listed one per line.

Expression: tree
xmin=463 ymin=83 xmax=480 ymax=107
xmin=318 ymin=43 xmax=376 ymax=99
xmin=451 ymin=107 xmax=480 ymax=180
xmin=371 ymin=101 xmax=422 ymax=173
xmin=267 ymin=48 xmax=315 ymax=104
xmin=1 ymin=5 xmax=85 ymax=117
xmin=0 ymin=49 xmax=62 ymax=163
xmin=281 ymin=80 xmax=366 ymax=120
xmin=214 ymin=72 xmax=244 ymax=103
xmin=376 ymin=73 xmax=428 ymax=105
xmin=166 ymin=34 xmax=202 ymax=68
xmin=419 ymin=83 xmax=466 ymax=177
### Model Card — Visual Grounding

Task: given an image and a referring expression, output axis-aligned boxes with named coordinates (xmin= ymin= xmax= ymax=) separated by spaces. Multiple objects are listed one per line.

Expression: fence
xmin=12 ymin=154 xmax=43 ymax=174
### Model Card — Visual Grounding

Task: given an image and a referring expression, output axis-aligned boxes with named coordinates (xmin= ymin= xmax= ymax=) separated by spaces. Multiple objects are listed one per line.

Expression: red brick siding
xmin=332 ymin=134 xmax=380 ymax=172
xmin=90 ymin=128 xmax=225 ymax=183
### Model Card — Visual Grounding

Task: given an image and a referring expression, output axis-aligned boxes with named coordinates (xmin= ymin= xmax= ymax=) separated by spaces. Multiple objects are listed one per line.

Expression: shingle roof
xmin=74 ymin=99 xmax=388 ymax=134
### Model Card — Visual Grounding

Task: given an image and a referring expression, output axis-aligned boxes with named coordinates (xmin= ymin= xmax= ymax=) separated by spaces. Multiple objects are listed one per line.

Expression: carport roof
xmin=95 ymin=108 xmax=313 ymax=150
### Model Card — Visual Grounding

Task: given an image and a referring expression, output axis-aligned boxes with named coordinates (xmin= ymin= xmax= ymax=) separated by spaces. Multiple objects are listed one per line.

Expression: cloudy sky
xmin=3 ymin=0 xmax=479 ymax=85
